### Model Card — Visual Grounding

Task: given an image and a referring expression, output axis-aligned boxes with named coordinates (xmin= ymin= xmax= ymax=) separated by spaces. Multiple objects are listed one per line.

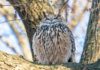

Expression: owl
xmin=32 ymin=14 xmax=75 ymax=64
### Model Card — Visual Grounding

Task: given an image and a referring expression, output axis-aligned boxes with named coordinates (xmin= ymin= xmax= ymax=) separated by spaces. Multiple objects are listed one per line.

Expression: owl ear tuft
xmin=57 ymin=0 xmax=69 ymax=18
xmin=43 ymin=12 xmax=47 ymax=18
xmin=43 ymin=12 xmax=49 ymax=20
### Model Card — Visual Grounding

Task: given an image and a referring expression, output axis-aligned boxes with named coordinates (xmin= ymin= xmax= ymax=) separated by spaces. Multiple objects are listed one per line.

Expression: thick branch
xmin=81 ymin=0 xmax=100 ymax=64
xmin=0 ymin=51 xmax=100 ymax=70
xmin=8 ymin=0 xmax=53 ymax=45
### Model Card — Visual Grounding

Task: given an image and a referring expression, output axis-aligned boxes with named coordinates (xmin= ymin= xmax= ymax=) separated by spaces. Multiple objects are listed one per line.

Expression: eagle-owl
xmin=32 ymin=14 xmax=75 ymax=64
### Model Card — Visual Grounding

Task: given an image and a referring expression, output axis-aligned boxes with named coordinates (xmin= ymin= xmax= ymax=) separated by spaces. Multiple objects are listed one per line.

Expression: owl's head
xmin=38 ymin=12 xmax=65 ymax=27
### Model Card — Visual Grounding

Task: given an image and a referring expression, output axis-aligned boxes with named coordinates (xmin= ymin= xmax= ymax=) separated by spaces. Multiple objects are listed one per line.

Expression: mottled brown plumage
xmin=32 ymin=14 xmax=75 ymax=64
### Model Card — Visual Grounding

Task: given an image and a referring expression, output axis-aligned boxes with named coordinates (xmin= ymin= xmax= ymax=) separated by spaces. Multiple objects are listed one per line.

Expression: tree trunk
xmin=8 ymin=0 xmax=53 ymax=44
xmin=80 ymin=0 xmax=100 ymax=64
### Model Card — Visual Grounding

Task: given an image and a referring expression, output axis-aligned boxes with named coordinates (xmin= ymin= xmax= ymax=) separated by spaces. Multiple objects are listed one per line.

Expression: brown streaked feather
xmin=32 ymin=14 xmax=75 ymax=64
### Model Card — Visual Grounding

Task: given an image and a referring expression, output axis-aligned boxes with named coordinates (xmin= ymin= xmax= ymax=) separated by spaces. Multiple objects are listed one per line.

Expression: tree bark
xmin=80 ymin=0 xmax=100 ymax=64
xmin=0 ymin=51 xmax=100 ymax=70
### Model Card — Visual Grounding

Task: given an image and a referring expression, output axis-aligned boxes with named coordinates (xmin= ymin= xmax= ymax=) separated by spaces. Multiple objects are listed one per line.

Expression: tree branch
xmin=0 ymin=51 xmax=100 ymax=70
xmin=80 ymin=0 xmax=100 ymax=64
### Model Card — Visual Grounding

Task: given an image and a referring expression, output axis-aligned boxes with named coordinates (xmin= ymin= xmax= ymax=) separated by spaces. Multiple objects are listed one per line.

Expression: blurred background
xmin=0 ymin=0 xmax=92 ymax=63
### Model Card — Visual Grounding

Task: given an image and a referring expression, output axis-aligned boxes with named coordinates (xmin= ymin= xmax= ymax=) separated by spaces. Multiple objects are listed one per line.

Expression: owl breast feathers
xmin=32 ymin=14 xmax=75 ymax=64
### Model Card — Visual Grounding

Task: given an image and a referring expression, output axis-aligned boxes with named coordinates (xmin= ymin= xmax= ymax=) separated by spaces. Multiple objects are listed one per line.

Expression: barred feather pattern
xmin=32 ymin=14 xmax=75 ymax=64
